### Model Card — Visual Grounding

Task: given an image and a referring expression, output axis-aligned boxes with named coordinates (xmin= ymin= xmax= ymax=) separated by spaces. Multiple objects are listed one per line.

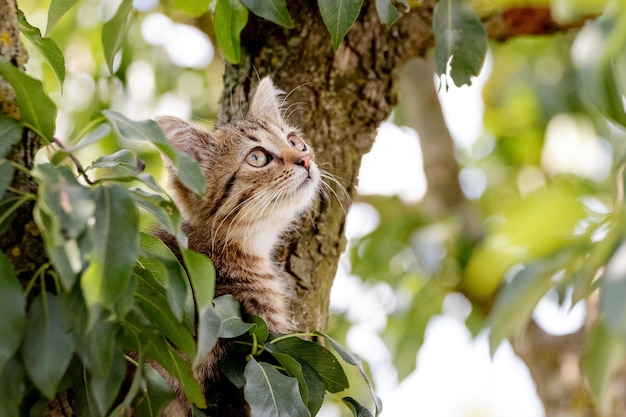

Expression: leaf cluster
xmin=0 ymin=2 xmax=385 ymax=415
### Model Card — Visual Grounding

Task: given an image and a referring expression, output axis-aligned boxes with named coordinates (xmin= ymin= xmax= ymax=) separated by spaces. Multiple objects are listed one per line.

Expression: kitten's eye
xmin=246 ymin=149 xmax=271 ymax=167
xmin=288 ymin=134 xmax=307 ymax=152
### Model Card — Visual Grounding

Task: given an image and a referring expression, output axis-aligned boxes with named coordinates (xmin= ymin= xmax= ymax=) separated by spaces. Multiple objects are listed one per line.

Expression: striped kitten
xmin=154 ymin=78 xmax=320 ymax=415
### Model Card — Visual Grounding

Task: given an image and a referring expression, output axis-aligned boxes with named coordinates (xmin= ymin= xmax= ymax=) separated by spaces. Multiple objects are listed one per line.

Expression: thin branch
xmin=52 ymin=138 xmax=94 ymax=185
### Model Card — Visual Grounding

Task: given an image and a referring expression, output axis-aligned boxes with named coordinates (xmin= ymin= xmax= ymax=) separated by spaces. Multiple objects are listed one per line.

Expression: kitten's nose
xmin=296 ymin=155 xmax=311 ymax=171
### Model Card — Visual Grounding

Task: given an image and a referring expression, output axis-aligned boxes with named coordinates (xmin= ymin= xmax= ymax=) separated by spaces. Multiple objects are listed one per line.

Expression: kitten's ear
xmin=248 ymin=77 xmax=284 ymax=121
xmin=156 ymin=116 xmax=209 ymax=161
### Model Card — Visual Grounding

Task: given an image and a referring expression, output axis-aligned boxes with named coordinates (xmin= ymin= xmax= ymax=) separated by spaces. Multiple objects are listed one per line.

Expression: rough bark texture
xmin=0 ymin=0 xmax=46 ymax=279
xmin=219 ymin=0 xmax=436 ymax=333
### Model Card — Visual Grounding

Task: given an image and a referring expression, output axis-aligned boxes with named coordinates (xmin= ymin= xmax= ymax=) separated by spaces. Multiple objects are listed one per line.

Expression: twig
xmin=52 ymin=138 xmax=94 ymax=185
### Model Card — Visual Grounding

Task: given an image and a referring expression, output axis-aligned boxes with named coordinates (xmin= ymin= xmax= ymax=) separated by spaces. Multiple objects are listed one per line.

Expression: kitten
xmin=154 ymin=78 xmax=320 ymax=416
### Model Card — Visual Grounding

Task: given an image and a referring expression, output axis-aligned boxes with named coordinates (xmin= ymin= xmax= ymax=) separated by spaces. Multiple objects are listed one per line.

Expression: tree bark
xmin=0 ymin=0 xmax=46 ymax=281
xmin=219 ymin=0 xmax=437 ymax=333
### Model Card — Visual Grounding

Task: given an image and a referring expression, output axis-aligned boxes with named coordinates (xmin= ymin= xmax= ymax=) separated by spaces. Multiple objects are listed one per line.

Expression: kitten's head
xmin=157 ymin=78 xmax=320 ymax=256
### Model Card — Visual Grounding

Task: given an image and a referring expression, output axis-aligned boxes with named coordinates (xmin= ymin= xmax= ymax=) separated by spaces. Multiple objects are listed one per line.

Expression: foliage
xmin=0 ymin=0 xmax=399 ymax=415
xmin=4 ymin=0 xmax=626 ymax=415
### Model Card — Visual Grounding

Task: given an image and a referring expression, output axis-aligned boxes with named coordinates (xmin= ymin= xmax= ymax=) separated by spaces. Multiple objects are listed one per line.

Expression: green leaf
xmin=33 ymin=164 xmax=95 ymax=241
xmin=136 ymin=274 xmax=197 ymax=359
xmin=600 ymin=242 xmax=626 ymax=335
xmin=318 ymin=0 xmax=363 ymax=51
xmin=181 ymin=247 xmax=215 ymax=313
xmin=0 ymin=114 xmax=22 ymax=159
xmin=433 ymin=0 xmax=487 ymax=87
xmin=46 ymin=0 xmax=79 ymax=35
xmin=75 ymin=317 xmax=117 ymax=381
xmin=243 ymin=358 xmax=310 ymax=417
xmin=266 ymin=350 xmax=326 ymax=415
xmin=139 ymin=233 xmax=191 ymax=322
xmin=488 ymin=250 xmax=579 ymax=354
xmin=22 ymin=293 xmax=76 ymax=398
xmin=0 ymin=358 xmax=24 ymax=417
xmin=375 ymin=0 xmax=403 ymax=26
xmin=214 ymin=295 xmax=254 ymax=338
xmin=145 ymin=333 xmax=205 ymax=408
xmin=0 ymin=253 xmax=25 ymax=376
xmin=219 ymin=353 xmax=247 ymax=388
xmin=102 ymin=0 xmax=133 ymax=74
xmin=250 ymin=315 xmax=269 ymax=344
xmin=240 ymin=0 xmax=294 ymax=28
xmin=18 ymin=10 xmax=65 ymax=86
xmin=168 ymin=0 xmax=212 ymax=17
xmin=103 ymin=110 xmax=206 ymax=195
xmin=271 ymin=336 xmax=349 ymax=393
xmin=573 ymin=10 xmax=626 ymax=127
xmin=0 ymin=160 xmax=14 ymax=201
xmin=582 ymin=322 xmax=626 ymax=415
xmin=343 ymin=397 xmax=374 ymax=417
xmin=131 ymin=189 xmax=183 ymax=240
xmin=134 ymin=363 xmax=177 ymax=417
xmin=86 ymin=348 xmax=126 ymax=417
xmin=214 ymin=0 xmax=249 ymax=64
xmin=0 ymin=61 xmax=57 ymax=142
xmin=32 ymin=164 xmax=95 ymax=290
xmin=313 ymin=331 xmax=382 ymax=415
xmin=82 ymin=185 xmax=139 ymax=317
xmin=88 ymin=149 xmax=139 ymax=172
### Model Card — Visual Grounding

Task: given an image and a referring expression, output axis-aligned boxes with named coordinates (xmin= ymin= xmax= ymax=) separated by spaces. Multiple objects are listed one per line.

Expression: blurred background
xmin=17 ymin=0 xmax=626 ymax=415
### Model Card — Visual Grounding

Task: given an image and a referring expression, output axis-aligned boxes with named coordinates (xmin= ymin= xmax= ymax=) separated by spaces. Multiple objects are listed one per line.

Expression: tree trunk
xmin=0 ymin=0 xmax=46 ymax=282
xmin=219 ymin=0 xmax=437 ymax=333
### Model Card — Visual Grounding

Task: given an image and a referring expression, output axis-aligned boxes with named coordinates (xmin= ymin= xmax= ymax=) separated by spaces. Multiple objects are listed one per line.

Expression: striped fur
xmin=155 ymin=78 xmax=320 ymax=416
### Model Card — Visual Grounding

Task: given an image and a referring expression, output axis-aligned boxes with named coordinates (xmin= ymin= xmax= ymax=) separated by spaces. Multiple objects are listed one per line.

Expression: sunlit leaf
xmin=488 ymin=249 xmax=580 ymax=353
xmin=88 ymin=149 xmax=138 ymax=172
xmin=243 ymin=358 xmax=310 ymax=417
xmin=194 ymin=306 xmax=221 ymax=368
xmin=82 ymin=185 xmax=139 ymax=319
xmin=0 ymin=61 xmax=57 ymax=142
xmin=214 ymin=0 xmax=249 ymax=64
xmin=32 ymin=164 xmax=95 ymax=290
xmin=433 ymin=0 xmax=487 ymax=87
xmin=131 ymin=189 xmax=183 ymax=240
xmin=599 ymin=242 xmax=626 ymax=335
xmin=0 ymin=253 xmax=25 ymax=376
xmin=573 ymin=10 xmax=626 ymax=127
xmin=46 ymin=0 xmax=79 ymax=35
xmin=168 ymin=0 xmax=211 ymax=16
xmin=0 ymin=114 xmax=22 ymax=159
xmin=22 ymin=293 xmax=76 ymax=398
xmin=102 ymin=0 xmax=134 ymax=74
xmin=240 ymin=0 xmax=294 ymax=28
xmin=318 ymin=0 xmax=363 ymax=51
xmin=139 ymin=233 xmax=191 ymax=323
xmin=582 ymin=321 xmax=626 ymax=415
xmin=18 ymin=10 xmax=65 ymax=86
xmin=181 ymin=247 xmax=215 ymax=313
xmin=103 ymin=110 xmax=206 ymax=195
